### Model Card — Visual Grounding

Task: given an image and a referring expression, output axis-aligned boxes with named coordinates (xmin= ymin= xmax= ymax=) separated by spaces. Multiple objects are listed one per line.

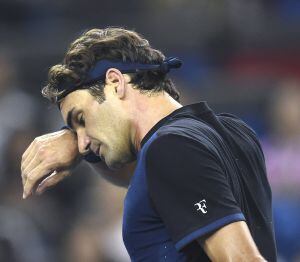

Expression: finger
xmin=23 ymin=162 xmax=53 ymax=199
xmin=21 ymin=138 xmax=37 ymax=163
xmin=22 ymin=152 xmax=41 ymax=187
xmin=21 ymin=144 xmax=37 ymax=174
xmin=22 ymin=149 xmax=36 ymax=172
xmin=36 ymin=170 xmax=70 ymax=195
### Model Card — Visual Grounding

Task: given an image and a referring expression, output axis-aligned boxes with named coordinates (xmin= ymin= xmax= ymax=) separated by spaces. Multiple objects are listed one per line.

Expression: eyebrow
xmin=66 ymin=107 xmax=76 ymax=130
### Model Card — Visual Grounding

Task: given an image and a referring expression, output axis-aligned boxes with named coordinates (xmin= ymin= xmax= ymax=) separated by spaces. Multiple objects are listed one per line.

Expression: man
xmin=21 ymin=28 xmax=276 ymax=261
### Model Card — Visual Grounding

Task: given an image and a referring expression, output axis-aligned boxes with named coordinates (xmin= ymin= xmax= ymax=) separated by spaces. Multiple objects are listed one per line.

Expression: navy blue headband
xmin=56 ymin=57 xmax=182 ymax=102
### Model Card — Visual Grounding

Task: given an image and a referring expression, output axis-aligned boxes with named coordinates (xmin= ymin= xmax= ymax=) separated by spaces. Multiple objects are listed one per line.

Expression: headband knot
xmin=159 ymin=57 xmax=182 ymax=74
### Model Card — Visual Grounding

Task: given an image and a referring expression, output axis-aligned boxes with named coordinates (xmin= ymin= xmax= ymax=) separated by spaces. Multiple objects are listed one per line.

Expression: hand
xmin=21 ymin=129 xmax=81 ymax=199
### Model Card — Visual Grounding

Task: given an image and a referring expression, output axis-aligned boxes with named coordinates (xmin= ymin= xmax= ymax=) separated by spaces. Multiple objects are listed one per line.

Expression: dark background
xmin=0 ymin=0 xmax=300 ymax=261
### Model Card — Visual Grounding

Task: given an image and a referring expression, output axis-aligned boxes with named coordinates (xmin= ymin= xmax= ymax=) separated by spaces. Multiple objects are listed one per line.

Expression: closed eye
xmin=78 ymin=113 xmax=85 ymax=126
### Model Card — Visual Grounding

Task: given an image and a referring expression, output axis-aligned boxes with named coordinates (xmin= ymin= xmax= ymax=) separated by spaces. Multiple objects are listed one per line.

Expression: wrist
xmin=59 ymin=126 xmax=101 ymax=164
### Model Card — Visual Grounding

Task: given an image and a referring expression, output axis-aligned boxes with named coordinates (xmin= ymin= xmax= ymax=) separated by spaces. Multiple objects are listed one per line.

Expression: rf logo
xmin=194 ymin=199 xmax=207 ymax=214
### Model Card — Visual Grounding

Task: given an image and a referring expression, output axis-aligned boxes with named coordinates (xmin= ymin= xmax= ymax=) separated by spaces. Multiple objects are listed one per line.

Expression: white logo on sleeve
xmin=194 ymin=199 xmax=207 ymax=213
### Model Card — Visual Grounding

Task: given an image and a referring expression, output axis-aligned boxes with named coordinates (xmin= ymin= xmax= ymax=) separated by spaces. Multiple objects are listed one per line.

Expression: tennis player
xmin=21 ymin=28 xmax=276 ymax=261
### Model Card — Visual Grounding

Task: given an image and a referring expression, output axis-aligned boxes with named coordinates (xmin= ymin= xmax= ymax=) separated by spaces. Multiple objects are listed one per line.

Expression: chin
xmin=105 ymin=151 xmax=132 ymax=171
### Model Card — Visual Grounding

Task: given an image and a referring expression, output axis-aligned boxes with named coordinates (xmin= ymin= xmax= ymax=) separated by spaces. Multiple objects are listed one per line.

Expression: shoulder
xmin=145 ymin=130 xmax=216 ymax=167
xmin=153 ymin=117 xmax=222 ymax=150
xmin=143 ymin=116 xmax=228 ymax=164
xmin=144 ymin=132 xmax=223 ymax=185
xmin=217 ymin=113 xmax=265 ymax=156
xmin=217 ymin=113 xmax=259 ymax=142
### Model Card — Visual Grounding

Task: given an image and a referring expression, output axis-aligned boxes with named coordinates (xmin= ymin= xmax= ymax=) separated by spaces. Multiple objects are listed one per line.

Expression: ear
xmin=105 ymin=68 xmax=126 ymax=99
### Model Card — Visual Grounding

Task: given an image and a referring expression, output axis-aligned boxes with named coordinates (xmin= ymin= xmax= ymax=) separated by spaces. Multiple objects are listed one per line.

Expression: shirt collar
xmin=140 ymin=102 xmax=212 ymax=148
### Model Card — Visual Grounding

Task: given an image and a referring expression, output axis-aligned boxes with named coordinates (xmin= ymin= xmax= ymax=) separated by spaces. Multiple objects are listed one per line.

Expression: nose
xmin=77 ymin=129 xmax=91 ymax=155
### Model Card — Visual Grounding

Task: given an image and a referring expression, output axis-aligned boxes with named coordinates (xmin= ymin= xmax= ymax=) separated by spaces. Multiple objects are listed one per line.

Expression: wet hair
xmin=42 ymin=27 xmax=180 ymax=103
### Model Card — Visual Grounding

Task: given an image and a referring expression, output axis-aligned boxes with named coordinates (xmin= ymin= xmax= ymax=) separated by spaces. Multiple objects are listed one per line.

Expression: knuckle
xmin=38 ymin=146 xmax=48 ymax=158
xmin=22 ymin=172 xmax=27 ymax=179
xmin=43 ymin=155 xmax=54 ymax=166
xmin=22 ymin=168 xmax=28 ymax=177
xmin=21 ymin=153 xmax=26 ymax=161
xmin=44 ymin=162 xmax=54 ymax=172
xmin=34 ymin=137 xmax=43 ymax=147
xmin=38 ymin=145 xmax=45 ymax=153
xmin=36 ymin=141 xmax=43 ymax=150
xmin=26 ymin=174 xmax=34 ymax=183
xmin=33 ymin=137 xmax=38 ymax=145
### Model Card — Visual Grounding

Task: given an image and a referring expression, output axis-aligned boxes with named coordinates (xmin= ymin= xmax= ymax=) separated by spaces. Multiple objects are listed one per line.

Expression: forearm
xmin=200 ymin=221 xmax=266 ymax=262
xmin=204 ymin=245 xmax=266 ymax=262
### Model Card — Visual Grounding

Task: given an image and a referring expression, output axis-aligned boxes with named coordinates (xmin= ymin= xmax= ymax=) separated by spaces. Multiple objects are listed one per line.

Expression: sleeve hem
xmin=175 ymin=213 xmax=246 ymax=250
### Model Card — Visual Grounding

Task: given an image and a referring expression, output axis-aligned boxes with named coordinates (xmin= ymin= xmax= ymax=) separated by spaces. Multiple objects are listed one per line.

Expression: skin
xmin=20 ymin=68 xmax=266 ymax=261
xmin=199 ymin=221 xmax=266 ymax=261
xmin=21 ymin=129 xmax=79 ymax=197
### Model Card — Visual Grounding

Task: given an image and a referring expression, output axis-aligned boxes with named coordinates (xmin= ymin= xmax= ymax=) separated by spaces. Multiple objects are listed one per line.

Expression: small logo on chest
xmin=194 ymin=199 xmax=207 ymax=214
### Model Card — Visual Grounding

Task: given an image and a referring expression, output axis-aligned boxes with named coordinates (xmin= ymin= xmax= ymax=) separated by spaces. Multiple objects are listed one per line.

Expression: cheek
xmin=87 ymin=106 xmax=127 ymax=147
xmin=86 ymin=117 xmax=114 ymax=145
xmin=84 ymin=117 xmax=102 ymax=141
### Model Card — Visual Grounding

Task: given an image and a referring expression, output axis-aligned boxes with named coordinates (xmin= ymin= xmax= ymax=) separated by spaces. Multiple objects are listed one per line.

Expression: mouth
xmin=98 ymin=146 xmax=105 ymax=162
xmin=90 ymin=144 xmax=100 ymax=156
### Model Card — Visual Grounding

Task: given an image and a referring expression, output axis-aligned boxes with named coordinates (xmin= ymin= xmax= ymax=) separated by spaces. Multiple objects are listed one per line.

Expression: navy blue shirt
xmin=122 ymin=102 xmax=277 ymax=261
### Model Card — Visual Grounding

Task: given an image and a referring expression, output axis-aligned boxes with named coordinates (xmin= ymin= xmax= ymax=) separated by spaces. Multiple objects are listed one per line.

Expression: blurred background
xmin=0 ymin=0 xmax=300 ymax=261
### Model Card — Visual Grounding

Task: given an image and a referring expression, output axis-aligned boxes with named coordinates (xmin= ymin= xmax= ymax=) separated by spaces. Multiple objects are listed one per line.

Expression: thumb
xmin=36 ymin=170 xmax=71 ymax=195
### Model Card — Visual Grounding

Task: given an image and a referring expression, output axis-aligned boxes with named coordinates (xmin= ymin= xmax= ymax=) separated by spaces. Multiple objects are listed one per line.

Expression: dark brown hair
xmin=42 ymin=27 xmax=180 ymax=103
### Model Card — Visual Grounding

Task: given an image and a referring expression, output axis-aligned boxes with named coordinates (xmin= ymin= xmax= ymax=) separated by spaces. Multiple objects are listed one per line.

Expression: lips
xmin=98 ymin=146 xmax=105 ymax=162
xmin=90 ymin=145 xmax=100 ymax=156
xmin=96 ymin=146 xmax=101 ymax=157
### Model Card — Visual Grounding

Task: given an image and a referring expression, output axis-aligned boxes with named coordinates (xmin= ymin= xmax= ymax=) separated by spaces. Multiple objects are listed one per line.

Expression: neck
xmin=130 ymin=92 xmax=182 ymax=151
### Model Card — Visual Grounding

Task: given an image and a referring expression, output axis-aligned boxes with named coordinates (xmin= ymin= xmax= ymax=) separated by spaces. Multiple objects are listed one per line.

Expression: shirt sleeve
xmin=145 ymin=133 xmax=245 ymax=250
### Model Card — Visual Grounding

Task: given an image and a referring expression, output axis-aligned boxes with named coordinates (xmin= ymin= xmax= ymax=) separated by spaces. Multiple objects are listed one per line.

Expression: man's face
xmin=60 ymin=86 xmax=135 ymax=170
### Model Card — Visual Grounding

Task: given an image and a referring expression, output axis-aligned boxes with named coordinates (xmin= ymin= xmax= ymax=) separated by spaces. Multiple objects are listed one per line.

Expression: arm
xmin=199 ymin=221 xmax=266 ymax=262
xmin=21 ymin=129 xmax=134 ymax=198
